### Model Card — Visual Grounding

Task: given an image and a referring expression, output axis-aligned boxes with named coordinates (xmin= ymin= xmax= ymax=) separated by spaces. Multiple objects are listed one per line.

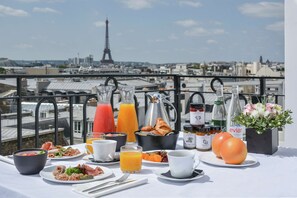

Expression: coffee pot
xmin=144 ymin=93 xmax=177 ymax=127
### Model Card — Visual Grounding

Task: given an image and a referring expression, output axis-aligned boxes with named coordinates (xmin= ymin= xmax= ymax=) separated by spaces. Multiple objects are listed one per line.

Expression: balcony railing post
xmin=174 ymin=75 xmax=181 ymax=131
xmin=260 ymin=77 xmax=266 ymax=97
xmin=69 ymin=97 xmax=74 ymax=145
xmin=16 ymin=77 xmax=22 ymax=150
xmin=0 ymin=110 xmax=2 ymax=154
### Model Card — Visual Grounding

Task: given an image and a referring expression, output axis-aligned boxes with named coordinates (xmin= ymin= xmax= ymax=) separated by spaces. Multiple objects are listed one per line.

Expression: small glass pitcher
xmin=93 ymin=85 xmax=115 ymax=134
xmin=116 ymin=86 xmax=138 ymax=142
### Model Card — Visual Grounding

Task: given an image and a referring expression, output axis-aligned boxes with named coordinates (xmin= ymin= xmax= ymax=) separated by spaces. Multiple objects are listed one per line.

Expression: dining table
xmin=1 ymin=133 xmax=297 ymax=198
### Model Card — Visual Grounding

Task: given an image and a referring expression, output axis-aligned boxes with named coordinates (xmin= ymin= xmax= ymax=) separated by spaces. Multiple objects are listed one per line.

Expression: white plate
xmin=39 ymin=164 xmax=113 ymax=184
xmin=200 ymin=152 xmax=258 ymax=167
xmin=154 ymin=168 xmax=205 ymax=182
xmin=48 ymin=147 xmax=85 ymax=160
xmin=82 ymin=155 xmax=120 ymax=165
xmin=142 ymin=150 xmax=172 ymax=165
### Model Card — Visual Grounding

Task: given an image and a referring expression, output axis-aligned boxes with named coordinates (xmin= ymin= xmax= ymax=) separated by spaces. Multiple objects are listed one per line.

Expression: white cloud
xmin=33 ymin=7 xmax=59 ymax=13
xmin=15 ymin=43 xmax=33 ymax=49
xmin=179 ymin=0 xmax=202 ymax=8
xmin=238 ymin=2 xmax=284 ymax=18
xmin=175 ymin=19 xmax=197 ymax=27
xmin=168 ymin=33 xmax=178 ymax=40
xmin=184 ymin=27 xmax=225 ymax=37
xmin=120 ymin=0 xmax=155 ymax=10
xmin=213 ymin=29 xmax=225 ymax=35
xmin=185 ymin=27 xmax=207 ymax=36
xmin=0 ymin=5 xmax=28 ymax=17
xmin=207 ymin=39 xmax=218 ymax=44
xmin=266 ymin=21 xmax=284 ymax=31
xmin=94 ymin=21 xmax=105 ymax=27
xmin=155 ymin=39 xmax=164 ymax=42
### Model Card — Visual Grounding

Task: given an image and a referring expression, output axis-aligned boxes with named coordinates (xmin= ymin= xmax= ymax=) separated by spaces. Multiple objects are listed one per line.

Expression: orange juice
xmin=86 ymin=137 xmax=101 ymax=154
xmin=120 ymin=151 xmax=142 ymax=173
xmin=117 ymin=103 xmax=138 ymax=142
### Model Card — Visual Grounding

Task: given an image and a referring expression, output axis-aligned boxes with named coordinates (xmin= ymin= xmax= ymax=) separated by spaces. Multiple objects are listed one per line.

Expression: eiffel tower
xmin=100 ymin=18 xmax=114 ymax=64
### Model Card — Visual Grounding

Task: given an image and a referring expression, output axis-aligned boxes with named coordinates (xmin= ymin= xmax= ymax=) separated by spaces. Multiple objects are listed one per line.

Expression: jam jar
xmin=190 ymin=103 xmax=205 ymax=127
xmin=183 ymin=125 xmax=196 ymax=149
xmin=196 ymin=127 xmax=211 ymax=151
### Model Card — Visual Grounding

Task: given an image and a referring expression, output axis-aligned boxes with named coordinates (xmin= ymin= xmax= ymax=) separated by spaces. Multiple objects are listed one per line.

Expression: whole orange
xmin=220 ymin=137 xmax=247 ymax=164
xmin=212 ymin=132 xmax=233 ymax=158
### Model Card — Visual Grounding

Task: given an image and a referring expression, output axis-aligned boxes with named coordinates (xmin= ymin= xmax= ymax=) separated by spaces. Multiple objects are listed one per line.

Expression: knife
xmin=88 ymin=179 xmax=135 ymax=194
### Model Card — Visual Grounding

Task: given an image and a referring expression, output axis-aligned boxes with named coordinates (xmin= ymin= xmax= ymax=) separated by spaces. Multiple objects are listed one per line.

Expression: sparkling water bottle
xmin=211 ymin=85 xmax=227 ymax=130
xmin=227 ymin=85 xmax=245 ymax=139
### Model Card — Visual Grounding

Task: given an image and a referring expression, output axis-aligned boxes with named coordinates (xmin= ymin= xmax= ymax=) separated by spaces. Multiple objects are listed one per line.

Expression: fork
xmin=82 ymin=173 xmax=130 ymax=192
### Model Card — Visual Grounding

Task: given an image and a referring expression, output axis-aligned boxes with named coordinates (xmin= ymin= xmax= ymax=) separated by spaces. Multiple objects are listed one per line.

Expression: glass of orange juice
xmin=86 ymin=132 xmax=104 ymax=154
xmin=120 ymin=143 xmax=142 ymax=173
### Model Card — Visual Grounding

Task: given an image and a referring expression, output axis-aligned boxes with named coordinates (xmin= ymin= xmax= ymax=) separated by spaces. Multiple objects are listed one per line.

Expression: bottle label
xmin=196 ymin=134 xmax=211 ymax=150
xmin=183 ymin=132 xmax=196 ymax=148
xmin=190 ymin=111 xmax=205 ymax=126
xmin=214 ymin=101 xmax=223 ymax=105
xmin=229 ymin=125 xmax=245 ymax=139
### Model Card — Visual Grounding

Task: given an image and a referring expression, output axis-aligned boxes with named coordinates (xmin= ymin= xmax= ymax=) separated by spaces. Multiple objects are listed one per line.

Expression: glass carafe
xmin=93 ymin=85 xmax=115 ymax=136
xmin=116 ymin=86 xmax=138 ymax=142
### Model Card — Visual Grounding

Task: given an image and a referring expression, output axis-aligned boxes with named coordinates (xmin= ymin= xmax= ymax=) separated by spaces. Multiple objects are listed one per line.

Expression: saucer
xmin=83 ymin=155 xmax=120 ymax=165
xmin=154 ymin=168 xmax=204 ymax=182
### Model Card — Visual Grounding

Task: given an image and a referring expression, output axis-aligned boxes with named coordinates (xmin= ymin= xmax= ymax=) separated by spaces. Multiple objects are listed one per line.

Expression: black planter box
xmin=246 ymin=128 xmax=278 ymax=155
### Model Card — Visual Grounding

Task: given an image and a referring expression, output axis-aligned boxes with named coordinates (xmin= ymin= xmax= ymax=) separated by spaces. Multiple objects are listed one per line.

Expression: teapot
xmin=144 ymin=93 xmax=177 ymax=127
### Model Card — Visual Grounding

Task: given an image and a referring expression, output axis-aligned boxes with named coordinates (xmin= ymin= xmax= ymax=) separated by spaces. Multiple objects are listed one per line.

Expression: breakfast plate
xmin=142 ymin=150 xmax=172 ymax=165
xmin=154 ymin=168 xmax=204 ymax=182
xmin=40 ymin=164 xmax=113 ymax=184
xmin=82 ymin=155 xmax=120 ymax=165
xmin=199 ymin=152 xmax=258 ymax=167
xmin=47 ymin=147 xmax=85 ymax=160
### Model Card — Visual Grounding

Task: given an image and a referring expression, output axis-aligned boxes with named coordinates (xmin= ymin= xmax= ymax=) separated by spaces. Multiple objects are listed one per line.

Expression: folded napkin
xmin=72 ymin=177 xmax=148 ymax=197
xmin=0 ymin=155 xmax=14 ymax=165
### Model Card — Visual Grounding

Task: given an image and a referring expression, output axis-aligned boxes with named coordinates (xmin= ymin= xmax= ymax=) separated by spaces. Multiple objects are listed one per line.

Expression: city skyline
xmin=0 ymin=0 xmax=284 ymax=64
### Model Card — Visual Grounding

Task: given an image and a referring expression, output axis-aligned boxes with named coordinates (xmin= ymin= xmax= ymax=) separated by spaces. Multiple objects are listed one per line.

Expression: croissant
xmin=154 ymin=118 xmax=172 ymax=136
xmin=141 ymin=125 xmax=154 ymax=132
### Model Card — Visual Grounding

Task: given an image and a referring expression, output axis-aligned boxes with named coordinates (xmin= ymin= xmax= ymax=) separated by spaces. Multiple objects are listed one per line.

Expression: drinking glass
xmin=86 ymin=132 xmax=104 ymax=154
xmin=120 ymin=143 xmax=142 ymax=173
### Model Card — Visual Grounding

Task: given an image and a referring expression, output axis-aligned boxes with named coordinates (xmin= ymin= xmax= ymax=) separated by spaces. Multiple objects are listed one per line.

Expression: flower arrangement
xmin=234 ymin=103 xmax=293 ymax=134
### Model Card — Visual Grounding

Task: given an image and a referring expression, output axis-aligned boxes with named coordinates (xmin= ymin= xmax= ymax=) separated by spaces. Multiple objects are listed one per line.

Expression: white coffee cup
xmin=167 ymin=150 xmax=199 ymax=178
xmin=85 ymin=139 xmax=117 ymax=162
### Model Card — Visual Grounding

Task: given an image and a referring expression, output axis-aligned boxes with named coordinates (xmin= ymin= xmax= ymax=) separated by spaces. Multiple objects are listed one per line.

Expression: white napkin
xmin=0 ymin=155 xmax=14 ymax=165
xmin=72 ymin=177 xmax=148 ymax=197
xmin=0 ymin=155 xmax=51 ymax=166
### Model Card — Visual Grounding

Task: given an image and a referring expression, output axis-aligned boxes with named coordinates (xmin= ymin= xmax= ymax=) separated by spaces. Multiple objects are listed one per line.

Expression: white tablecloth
xmin=1 ymin=135 xmax=297 ymax=197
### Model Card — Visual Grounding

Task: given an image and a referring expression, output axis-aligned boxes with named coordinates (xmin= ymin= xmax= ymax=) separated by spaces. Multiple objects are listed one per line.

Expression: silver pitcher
xmin=144 ymin=93 xmax=177 ymax=127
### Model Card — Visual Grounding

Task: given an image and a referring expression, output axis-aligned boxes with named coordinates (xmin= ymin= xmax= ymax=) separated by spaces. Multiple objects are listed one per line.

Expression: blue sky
xmin=0 ymin=0 xmax=284 ymax=63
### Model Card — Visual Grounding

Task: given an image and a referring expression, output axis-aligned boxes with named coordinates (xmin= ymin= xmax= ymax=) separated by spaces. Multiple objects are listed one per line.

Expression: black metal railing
xmin=0 ymin=74 xmax=285 ymax=154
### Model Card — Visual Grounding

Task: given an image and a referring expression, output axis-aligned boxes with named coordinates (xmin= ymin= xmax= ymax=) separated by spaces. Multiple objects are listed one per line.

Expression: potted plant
xmin=234 ymin=102 xmax=293 ymax=154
